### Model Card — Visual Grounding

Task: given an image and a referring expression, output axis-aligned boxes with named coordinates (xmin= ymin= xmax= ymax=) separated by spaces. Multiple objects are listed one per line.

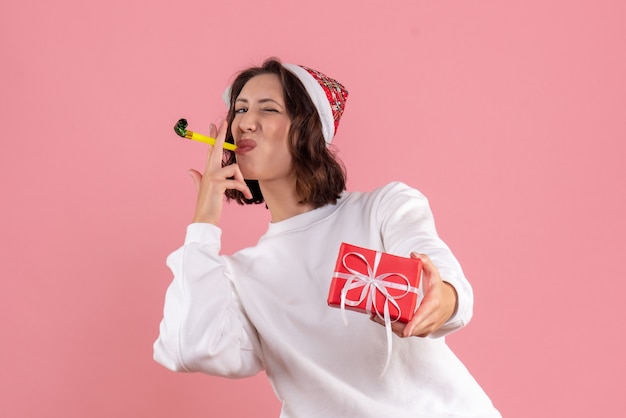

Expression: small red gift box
xmin=327 ymin=243 xmax=422 ymax=323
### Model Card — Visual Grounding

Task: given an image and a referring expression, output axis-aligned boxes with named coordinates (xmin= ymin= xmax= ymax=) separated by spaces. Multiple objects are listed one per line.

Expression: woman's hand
xmin=187 ymin=121 xmax=252 ymax=225
xmin=371 ymin=252 xmax=458 ymax=338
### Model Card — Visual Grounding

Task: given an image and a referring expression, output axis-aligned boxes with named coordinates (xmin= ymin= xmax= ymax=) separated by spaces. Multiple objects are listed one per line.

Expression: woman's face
xmin=231 ymin=73 xmax=293 ymax=182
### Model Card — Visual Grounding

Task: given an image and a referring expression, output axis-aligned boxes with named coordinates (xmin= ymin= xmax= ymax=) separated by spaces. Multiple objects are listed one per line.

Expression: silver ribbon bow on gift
xmin=332 ymin=250 xmax=422 ymax=377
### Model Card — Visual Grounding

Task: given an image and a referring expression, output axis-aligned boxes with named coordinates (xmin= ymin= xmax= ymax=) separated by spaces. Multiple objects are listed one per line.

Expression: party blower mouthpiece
xmin=174 ymin=118 xmax=237 ymax=151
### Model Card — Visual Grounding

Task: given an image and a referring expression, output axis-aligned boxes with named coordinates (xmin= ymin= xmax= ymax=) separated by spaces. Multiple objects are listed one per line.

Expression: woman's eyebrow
xmin=235 ymin=97 xmax=283 ymax=107
xmin=258 ymin=98 xmax=284 ymax=107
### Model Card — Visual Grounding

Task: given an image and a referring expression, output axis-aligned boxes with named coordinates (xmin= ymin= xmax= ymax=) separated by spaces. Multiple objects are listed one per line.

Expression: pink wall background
xmin=2 ymin=0 xmax=625 ymax=417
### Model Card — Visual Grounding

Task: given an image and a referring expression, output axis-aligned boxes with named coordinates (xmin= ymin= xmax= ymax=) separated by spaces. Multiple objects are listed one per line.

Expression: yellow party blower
xmin=174 ymin=118 xmax=237 ymax=151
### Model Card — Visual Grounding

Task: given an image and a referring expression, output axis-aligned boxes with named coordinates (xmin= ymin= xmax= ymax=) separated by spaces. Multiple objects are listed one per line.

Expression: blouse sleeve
xmin=375 ymin=182 xmax=474 ymax=338
xmin=153 ymin=223 xmax=264 ymax=377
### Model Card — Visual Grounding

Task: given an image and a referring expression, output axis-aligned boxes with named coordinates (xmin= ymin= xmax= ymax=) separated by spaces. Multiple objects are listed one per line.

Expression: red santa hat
xmin=281 ymin=63 xmax=348 ymax=144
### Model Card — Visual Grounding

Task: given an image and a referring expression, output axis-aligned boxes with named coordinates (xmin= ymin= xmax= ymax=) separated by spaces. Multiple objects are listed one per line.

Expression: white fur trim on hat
xmin=282 ymin=63 xmax=335 ymax=144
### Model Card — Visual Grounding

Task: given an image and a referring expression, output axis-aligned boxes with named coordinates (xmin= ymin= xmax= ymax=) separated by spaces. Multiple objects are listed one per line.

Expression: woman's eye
xmin=235 ymin=108 xmax=247 ymax=113
xmin=263 ymin=108 xmax=278 ymax=113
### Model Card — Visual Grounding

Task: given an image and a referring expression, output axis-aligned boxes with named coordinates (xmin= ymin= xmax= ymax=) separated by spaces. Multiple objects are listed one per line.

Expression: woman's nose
xmin=237 ymin=111 xmax=257 ymax=132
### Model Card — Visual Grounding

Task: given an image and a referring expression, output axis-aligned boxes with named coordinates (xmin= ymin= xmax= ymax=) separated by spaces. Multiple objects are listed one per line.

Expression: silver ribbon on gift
xmin=332 ymin=250 xmax=421 ymax=376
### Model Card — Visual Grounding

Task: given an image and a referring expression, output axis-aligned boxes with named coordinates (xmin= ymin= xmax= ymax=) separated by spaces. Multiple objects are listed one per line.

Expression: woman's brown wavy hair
xmin=222 ymin=58 xmax=346 ymax=208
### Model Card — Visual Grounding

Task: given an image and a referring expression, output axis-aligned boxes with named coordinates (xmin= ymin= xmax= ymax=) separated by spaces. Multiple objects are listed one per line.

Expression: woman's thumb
xmin=188 ymin=169 xmax=201 ymax=192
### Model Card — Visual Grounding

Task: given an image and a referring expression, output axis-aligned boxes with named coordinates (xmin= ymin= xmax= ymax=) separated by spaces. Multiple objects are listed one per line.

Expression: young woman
xmin=154 ymin=58 xmax=500 ymax=417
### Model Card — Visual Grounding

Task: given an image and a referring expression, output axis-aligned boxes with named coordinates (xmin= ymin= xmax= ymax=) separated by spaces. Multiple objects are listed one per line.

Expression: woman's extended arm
xmin=374 ymin=182 xmax=474 ymax=338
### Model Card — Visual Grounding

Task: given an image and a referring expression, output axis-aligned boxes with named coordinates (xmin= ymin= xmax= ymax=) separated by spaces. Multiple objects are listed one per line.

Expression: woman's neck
xmin=260 ymin=179 xmax=314 ymax=223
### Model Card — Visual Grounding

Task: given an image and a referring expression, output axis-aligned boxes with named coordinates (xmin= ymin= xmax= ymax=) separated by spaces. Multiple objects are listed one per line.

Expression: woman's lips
xmin=235 ymin=139 xmax=256 ymax=155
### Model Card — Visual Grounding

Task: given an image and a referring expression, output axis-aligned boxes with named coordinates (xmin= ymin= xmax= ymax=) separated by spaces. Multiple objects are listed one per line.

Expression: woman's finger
xmin=188 ymin=169 xmax=202 ymax=192
xmin=206 ymin=120 xmax=228 ymax=169
xmin=230 ymin=163 xmax=253 ymax=199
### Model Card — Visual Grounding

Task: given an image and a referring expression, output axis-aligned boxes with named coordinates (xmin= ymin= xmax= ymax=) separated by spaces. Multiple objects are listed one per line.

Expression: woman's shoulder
xmin=353 ymin=181 xmax=427 ymax=201
xmin=340 ymin=182 xmax=429 ymax=215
